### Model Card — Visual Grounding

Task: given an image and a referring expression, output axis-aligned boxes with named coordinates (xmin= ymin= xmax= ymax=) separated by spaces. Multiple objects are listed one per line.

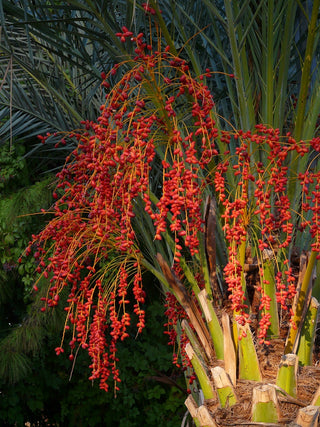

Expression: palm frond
xmin=0 ymin=345 xmax=31 ymax=383
xmin=0 ymin=0 xmax=142 ymax=159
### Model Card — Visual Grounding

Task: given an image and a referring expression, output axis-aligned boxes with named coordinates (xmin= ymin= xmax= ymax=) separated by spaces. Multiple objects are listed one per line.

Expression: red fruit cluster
xmin=142 ymin=3 xmax=157 ymax=15
xmin=164 ymin=292 xmax=194 ymax=374
xmin=164 ymin=292 xmax=187 ymax=347
xmin=28 ymin=32 xmax=222 ymax=390
xmin=115 ymin=26 xmax=133 ymax=43
xmin=27 ymin=30 xmax=320 ymax=389
xmin=213 ymin=127 xmax=320 ymax=341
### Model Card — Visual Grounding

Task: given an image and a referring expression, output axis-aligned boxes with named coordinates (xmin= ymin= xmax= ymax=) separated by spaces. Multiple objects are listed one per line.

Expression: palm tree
xmin=1 ymin=0 xmax=320 ymax=425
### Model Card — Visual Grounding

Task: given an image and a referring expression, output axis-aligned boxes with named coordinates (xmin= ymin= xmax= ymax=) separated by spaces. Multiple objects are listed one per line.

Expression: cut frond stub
xmin=211 ymin=366 xmax=237 ymax=408
xmin=276 ymin=353 xmax=298 ymax=398
xmin=251 ymin=384 xmax=280 ymax=423
xmin=185 ymin=394 xmax=217 ymax=427
xmin=294 ymin=405 xmax=319 ymax=427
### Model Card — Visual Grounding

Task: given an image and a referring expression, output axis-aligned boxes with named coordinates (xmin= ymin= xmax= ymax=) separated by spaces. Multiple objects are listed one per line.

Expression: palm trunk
xmin=158 ymin=252 xmax=320 ymax=425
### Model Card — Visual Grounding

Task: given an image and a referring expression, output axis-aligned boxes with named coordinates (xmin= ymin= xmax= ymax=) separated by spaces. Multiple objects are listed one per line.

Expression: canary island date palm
xmin=21 ymin=23 xmax=320 ymax=425
xmin=2 ymin=0 xmax=320 ymax=425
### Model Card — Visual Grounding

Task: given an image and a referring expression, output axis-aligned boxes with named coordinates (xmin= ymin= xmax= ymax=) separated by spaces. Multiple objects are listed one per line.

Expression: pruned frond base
xmin=201 ymin=349 xmax=320 ymax=426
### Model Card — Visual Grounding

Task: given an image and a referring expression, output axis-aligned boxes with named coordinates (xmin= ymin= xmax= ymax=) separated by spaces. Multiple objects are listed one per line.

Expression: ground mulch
xmin=204 ymin=336 xmax=320 ymax=426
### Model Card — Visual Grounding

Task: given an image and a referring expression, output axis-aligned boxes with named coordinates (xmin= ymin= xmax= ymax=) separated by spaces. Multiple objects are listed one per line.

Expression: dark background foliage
xmin=0 ymin=291 xmax=186 ymax=426
xmin=0 ymin=132 xmax=185 ymax=426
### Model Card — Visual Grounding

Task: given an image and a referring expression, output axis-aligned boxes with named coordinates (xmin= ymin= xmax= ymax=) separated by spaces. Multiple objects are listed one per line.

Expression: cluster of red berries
xmin=27 ymin=29 xmax=320 ymax=390
xmin=212 ymin=126 xmax=320 ymax=341
xmin=164 ymin=292 xmax=187 ymax=347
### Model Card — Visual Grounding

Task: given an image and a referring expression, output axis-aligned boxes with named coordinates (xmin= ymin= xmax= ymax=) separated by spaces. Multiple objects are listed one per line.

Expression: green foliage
xmin=90 ymin=300 xmax=185 ymax=427
xmin=0 ymin=0 xmax=139 ymax=154
xmin=0 ymin=169 xmax=54 ymax=291
xmin=2 ymin=0 xmax=319 ymax=138
xmin=0 ymin=147 xmax=59 ymax=386
xmin=0 ymin=299 xmax=185 ymax=426
xmin=0 ymin=142 xmax=26 ymax=194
